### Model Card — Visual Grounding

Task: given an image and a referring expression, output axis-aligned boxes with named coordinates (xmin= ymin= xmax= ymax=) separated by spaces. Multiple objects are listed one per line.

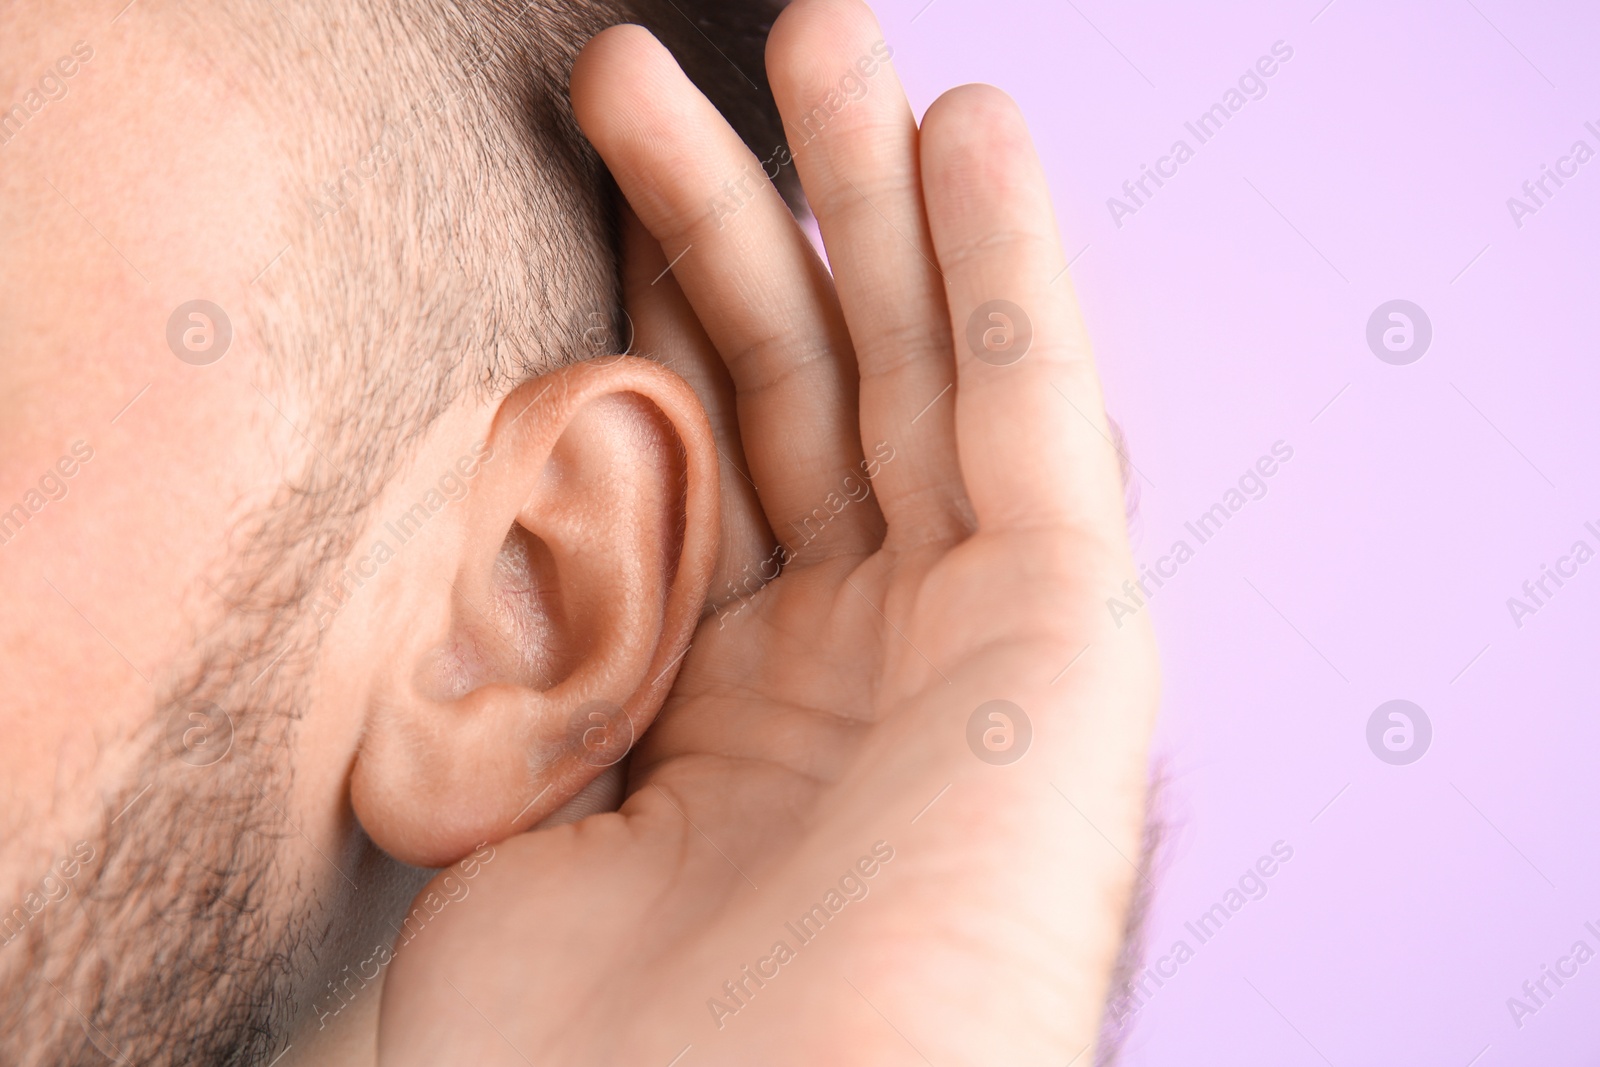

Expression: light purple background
xmin=874 ymin=0 xmax=1600 ymax=1062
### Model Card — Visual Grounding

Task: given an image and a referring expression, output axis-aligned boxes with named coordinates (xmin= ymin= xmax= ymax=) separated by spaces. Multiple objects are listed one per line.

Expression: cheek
xmin=0 ymin=31 xmax=325 ymax=898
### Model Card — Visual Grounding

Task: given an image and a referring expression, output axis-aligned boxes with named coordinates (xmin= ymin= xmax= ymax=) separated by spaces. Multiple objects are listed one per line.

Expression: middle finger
xmin=767 ymin=0 xmax=971 ymax=549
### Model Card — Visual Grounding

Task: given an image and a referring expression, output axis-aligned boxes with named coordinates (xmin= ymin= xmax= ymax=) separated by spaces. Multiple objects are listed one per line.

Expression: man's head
xmin=0 ymin=1 xmax=789 ymax=1061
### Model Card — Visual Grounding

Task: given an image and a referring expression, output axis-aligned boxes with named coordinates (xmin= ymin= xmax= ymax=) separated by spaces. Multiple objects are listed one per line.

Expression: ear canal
xmin=411 ymin=523 xmax=569 ymax=704
xmin=494 ymin=522 xmax=577 ymax=687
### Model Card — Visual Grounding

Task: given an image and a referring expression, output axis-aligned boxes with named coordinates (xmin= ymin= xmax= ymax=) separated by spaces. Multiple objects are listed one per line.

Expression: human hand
xmin=377 ymin=1 xmax=1158 ymax=1062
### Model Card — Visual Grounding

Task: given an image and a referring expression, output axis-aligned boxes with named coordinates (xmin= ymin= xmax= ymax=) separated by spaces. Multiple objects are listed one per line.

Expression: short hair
xmin=167 ymin=0 xmax=796 ymax=643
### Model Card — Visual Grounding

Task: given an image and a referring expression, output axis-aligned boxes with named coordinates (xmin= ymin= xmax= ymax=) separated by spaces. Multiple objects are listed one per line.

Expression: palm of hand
xmin=382 ymin=543 xmax=1152 ymax=1065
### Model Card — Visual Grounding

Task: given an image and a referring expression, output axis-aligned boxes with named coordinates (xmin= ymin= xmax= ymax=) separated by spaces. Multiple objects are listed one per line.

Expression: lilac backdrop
xmin=872 ymin=0 xmax=1600 ymax=1062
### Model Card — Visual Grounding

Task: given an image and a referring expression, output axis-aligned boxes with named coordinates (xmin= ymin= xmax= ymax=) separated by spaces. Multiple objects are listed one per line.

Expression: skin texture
xmin=0 ymin=0 xmax=1156 ymax=1063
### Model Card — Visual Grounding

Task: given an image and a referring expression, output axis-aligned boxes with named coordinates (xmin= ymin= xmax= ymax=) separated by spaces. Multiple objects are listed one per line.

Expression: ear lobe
xmin=351 ymin=357 xmax=719 ymax=869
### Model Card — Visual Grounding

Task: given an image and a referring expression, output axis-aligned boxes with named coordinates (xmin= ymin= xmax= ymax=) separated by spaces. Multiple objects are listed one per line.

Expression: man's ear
xmin=349 ymin=356 xmax=719 ymax=868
